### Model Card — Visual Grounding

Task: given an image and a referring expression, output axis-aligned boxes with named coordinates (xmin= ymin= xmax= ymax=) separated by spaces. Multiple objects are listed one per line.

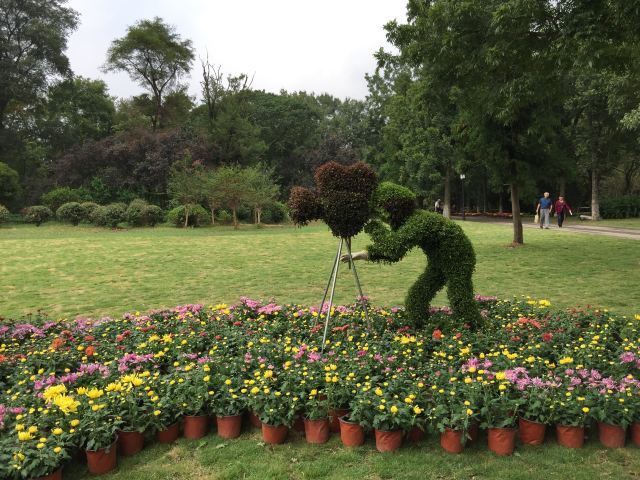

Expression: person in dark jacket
xmin=554 ymin=196 xmax=573 ymax=228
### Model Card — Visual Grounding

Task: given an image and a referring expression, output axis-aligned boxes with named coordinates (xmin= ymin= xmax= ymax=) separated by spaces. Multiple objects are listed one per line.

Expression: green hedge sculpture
xmin=363 ymin=182 xmax=483 ymax=330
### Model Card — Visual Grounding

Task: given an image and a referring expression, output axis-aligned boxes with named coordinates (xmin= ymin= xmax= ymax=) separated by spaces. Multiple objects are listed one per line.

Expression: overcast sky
xmin=65 ymin=0 xmax=407 ymax=102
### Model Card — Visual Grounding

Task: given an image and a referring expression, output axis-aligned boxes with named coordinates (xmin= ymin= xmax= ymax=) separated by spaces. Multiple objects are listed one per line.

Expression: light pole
xmin=460 ymin=173 xmax=466 ymax=221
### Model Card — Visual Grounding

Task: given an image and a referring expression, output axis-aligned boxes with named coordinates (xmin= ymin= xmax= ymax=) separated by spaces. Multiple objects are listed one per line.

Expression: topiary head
xmin=374 ymin=182 xmax=416 ymax=230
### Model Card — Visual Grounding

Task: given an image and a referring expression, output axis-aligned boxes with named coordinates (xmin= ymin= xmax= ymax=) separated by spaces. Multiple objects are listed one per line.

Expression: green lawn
xmin=2 ymin=221 xmax=640 ymax=479
xmin=1 ymin=221 xmax=639 ymax=319
xmin=62 ymin=427 xmax=640 ymax=480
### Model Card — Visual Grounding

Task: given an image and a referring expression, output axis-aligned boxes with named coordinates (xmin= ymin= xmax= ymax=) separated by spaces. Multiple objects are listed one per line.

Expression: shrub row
xmin=599 ymin=195 xmax=640 ymax=219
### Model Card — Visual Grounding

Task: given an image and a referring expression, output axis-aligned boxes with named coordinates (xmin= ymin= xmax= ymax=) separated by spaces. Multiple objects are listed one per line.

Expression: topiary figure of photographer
xmin=347 ymin=182 xmax=483 ymax=330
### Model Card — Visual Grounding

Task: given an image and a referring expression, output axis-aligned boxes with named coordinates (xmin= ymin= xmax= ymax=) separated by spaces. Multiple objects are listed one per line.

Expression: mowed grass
xmin=60 ymin=425 xmax=640 ymax=480
xmin=2 ymin=221 xmax=640 ymax=479
xmin=0 ymin=220 xmax=639 ymax=319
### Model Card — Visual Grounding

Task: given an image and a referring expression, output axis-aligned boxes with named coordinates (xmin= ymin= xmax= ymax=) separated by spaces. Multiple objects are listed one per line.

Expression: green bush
xmin=167 ymin=205 xmax=209 ymax=227
xmin=0 ymin=204 xmax=9 ymax=224
xmin=23 ymin=206 xmax=54 ymax=226
xmin=126 ymin=199 xmax=148 ymax=226
xmin=79 ymin=202 xmax=100 ymax=222
xmin=90 ymin=203 xmax=127 ymax=228
xmin=42 ymin=187 xmax=91 ymax=212
xmin=262 ymin=201 xmax=288 ymax=224
xmin=143 ymin=205 xmax=164 ymax=226
xmin=215 ymin=209 xmax=233 ymax=225
xmin=125 ymin=199 xmax=164 ymax=227
xmin=599 ymin=196 xmax=640 ymax=219
xmin=0 ymin=162 xmax=20 ymax=205
xmin=56 ymin=202 xmax=85 ymax=225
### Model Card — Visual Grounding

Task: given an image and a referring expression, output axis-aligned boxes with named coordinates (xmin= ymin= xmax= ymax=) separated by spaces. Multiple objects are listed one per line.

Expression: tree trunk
xmin=510 ymin=182 xmax=523 ymax=244
xmin=232 ymin=207 xmax=238 ymax=230
xmin=558 ymin=178 xmax=566 ymax=197
xmin=498 ymin=191 xmax=503 ymax=213
xmin=210 ymin=206 xmax=215 ymax=225
xmin=257 ymin=208 xmax=262 ymax=225
xmin=443 ymin=162 xmax=452 ymax=218
xmin=184 ymin=205 xmax=190 ymax=228
xmin=591 ymin=168 xmax=600 ymax=221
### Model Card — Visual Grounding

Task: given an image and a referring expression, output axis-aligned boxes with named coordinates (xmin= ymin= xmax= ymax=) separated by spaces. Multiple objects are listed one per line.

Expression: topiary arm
xmin=365 ymin=218 xmax=417 ymax=263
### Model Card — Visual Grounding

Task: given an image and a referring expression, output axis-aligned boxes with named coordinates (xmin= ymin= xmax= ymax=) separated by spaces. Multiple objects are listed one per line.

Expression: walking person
xmin=434 ymin=198 xmax=443 ymax=214
xmin=536 ymin=192 xmax=553 ymax=229
xmin=554 ymin=196 xmax=573 ymax=228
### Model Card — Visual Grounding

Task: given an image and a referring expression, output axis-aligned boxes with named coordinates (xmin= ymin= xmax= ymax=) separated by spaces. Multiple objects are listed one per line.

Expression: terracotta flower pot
xmin=304 ymin=418 xmax=331 ymax=444
xmin=440 ymin=429 xmax=464 ymax=454
xmin=339 ymin=417 xmax=365 ymax=447
xmin=217 ymin=415 xmax=243 ymax=439
xmin=556 ymin=424 xmax=584 ymax=448
xmin=408 ymin=426 xmax=425 ymax=443
xmin=183 ymin=415 xmax=210 ymax=439
xmin=488 ymin=427 xmax=517 ymax=456
xmin=375 ymin=429 xmax=403 ymax=452
xmin=329 ymin=408 xmax=349 ymax=433
xmin=36 ymin=468 xmax=62 ymax=480
xmin=86 ymin=440 xmax=117 ymax=475
xmin=631 ymin=422 xmax=640 ymax=447
xmin=519 ymin=417 xmax=546 ymax=446
xmin=156 ymin=422 xmax=180 ymax=444
xmin=598 ymin=422 xmax=626 ymax=448
xmin=262 ymin=423 xmax=289 ymax=444
xmin=248 ymin=411 xmax=262 ymax=428
xmin=117 ymin=430 xmax=144 ymax=456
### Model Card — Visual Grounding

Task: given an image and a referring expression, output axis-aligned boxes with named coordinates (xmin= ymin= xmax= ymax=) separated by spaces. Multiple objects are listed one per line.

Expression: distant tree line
xmin=1 ymin=1 xmax=639 ymax=242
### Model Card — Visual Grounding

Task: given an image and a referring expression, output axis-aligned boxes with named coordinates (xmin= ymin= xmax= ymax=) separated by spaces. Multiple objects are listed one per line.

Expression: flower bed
xmin=1 ymin=297 xmax=639 ymax=477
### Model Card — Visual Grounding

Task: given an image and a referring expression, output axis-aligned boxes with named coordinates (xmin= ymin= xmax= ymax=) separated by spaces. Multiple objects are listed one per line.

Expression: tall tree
xmin=245 ymin=164 xmax=279 ymax=224
xmin=168 ymin=154 xmax=206 ymax=228
xmin=214 ymin=165 xmax=250 ymax=229
xmin=104 ymin=17 xmax=194 ymax=131
xmin=384 ymin=0 xmax=565 ymax=244
xmin=0 ymin=0 xmax=78 ymax=161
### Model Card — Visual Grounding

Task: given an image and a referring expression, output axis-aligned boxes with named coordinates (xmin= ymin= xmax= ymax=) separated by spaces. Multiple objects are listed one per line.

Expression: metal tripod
xmin=320 ymin=237 xmax=370 ymax=352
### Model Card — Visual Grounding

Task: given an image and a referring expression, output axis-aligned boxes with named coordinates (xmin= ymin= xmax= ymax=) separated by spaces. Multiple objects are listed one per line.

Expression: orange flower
xmin=50 ymin=338 xmax=65 ymax=350
xmin=85 ymin=345 xmax=96 ymax=356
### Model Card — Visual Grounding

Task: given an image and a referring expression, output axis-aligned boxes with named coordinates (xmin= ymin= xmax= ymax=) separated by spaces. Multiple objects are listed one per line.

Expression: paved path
xmin=456 ymin=216 xmax=640 ymax=240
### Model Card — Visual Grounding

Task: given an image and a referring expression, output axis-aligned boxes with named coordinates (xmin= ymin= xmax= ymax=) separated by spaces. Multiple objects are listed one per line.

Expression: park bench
xmin=578 ymin=206 xmax=592 ymax=220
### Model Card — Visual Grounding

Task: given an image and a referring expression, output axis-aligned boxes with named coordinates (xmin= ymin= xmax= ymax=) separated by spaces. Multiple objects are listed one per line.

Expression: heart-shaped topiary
xmin=288 ymin=161 xmax=378 ymax=238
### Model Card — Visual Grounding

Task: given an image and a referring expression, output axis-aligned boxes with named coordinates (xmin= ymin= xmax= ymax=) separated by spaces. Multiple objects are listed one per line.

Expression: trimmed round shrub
xmin=167 ymin=205 xmax=209 ymax=227
xmin=126 ymin=199 xmax=164 ymax=227
xmin=0 ymin=204 xmax=9 ymax=224
xmin=142 ymin=205 xmax=164 ymax=226
xmin=56 ymin=202 xmax=84 ymax=225
xmin=90 ymin=203 xmax=127 ymax=228
xmin=42 ymin=187 xmax=90 ymax=212
xmin=79 ymin=202 xmax=99 ymax=222
xmin=262 ymin=201 xmax=288 ymax=224
xmin=126 ymin=199 xmax=149 ymax=226
xmin=24 ymin=206 xmax=53 ymax=226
